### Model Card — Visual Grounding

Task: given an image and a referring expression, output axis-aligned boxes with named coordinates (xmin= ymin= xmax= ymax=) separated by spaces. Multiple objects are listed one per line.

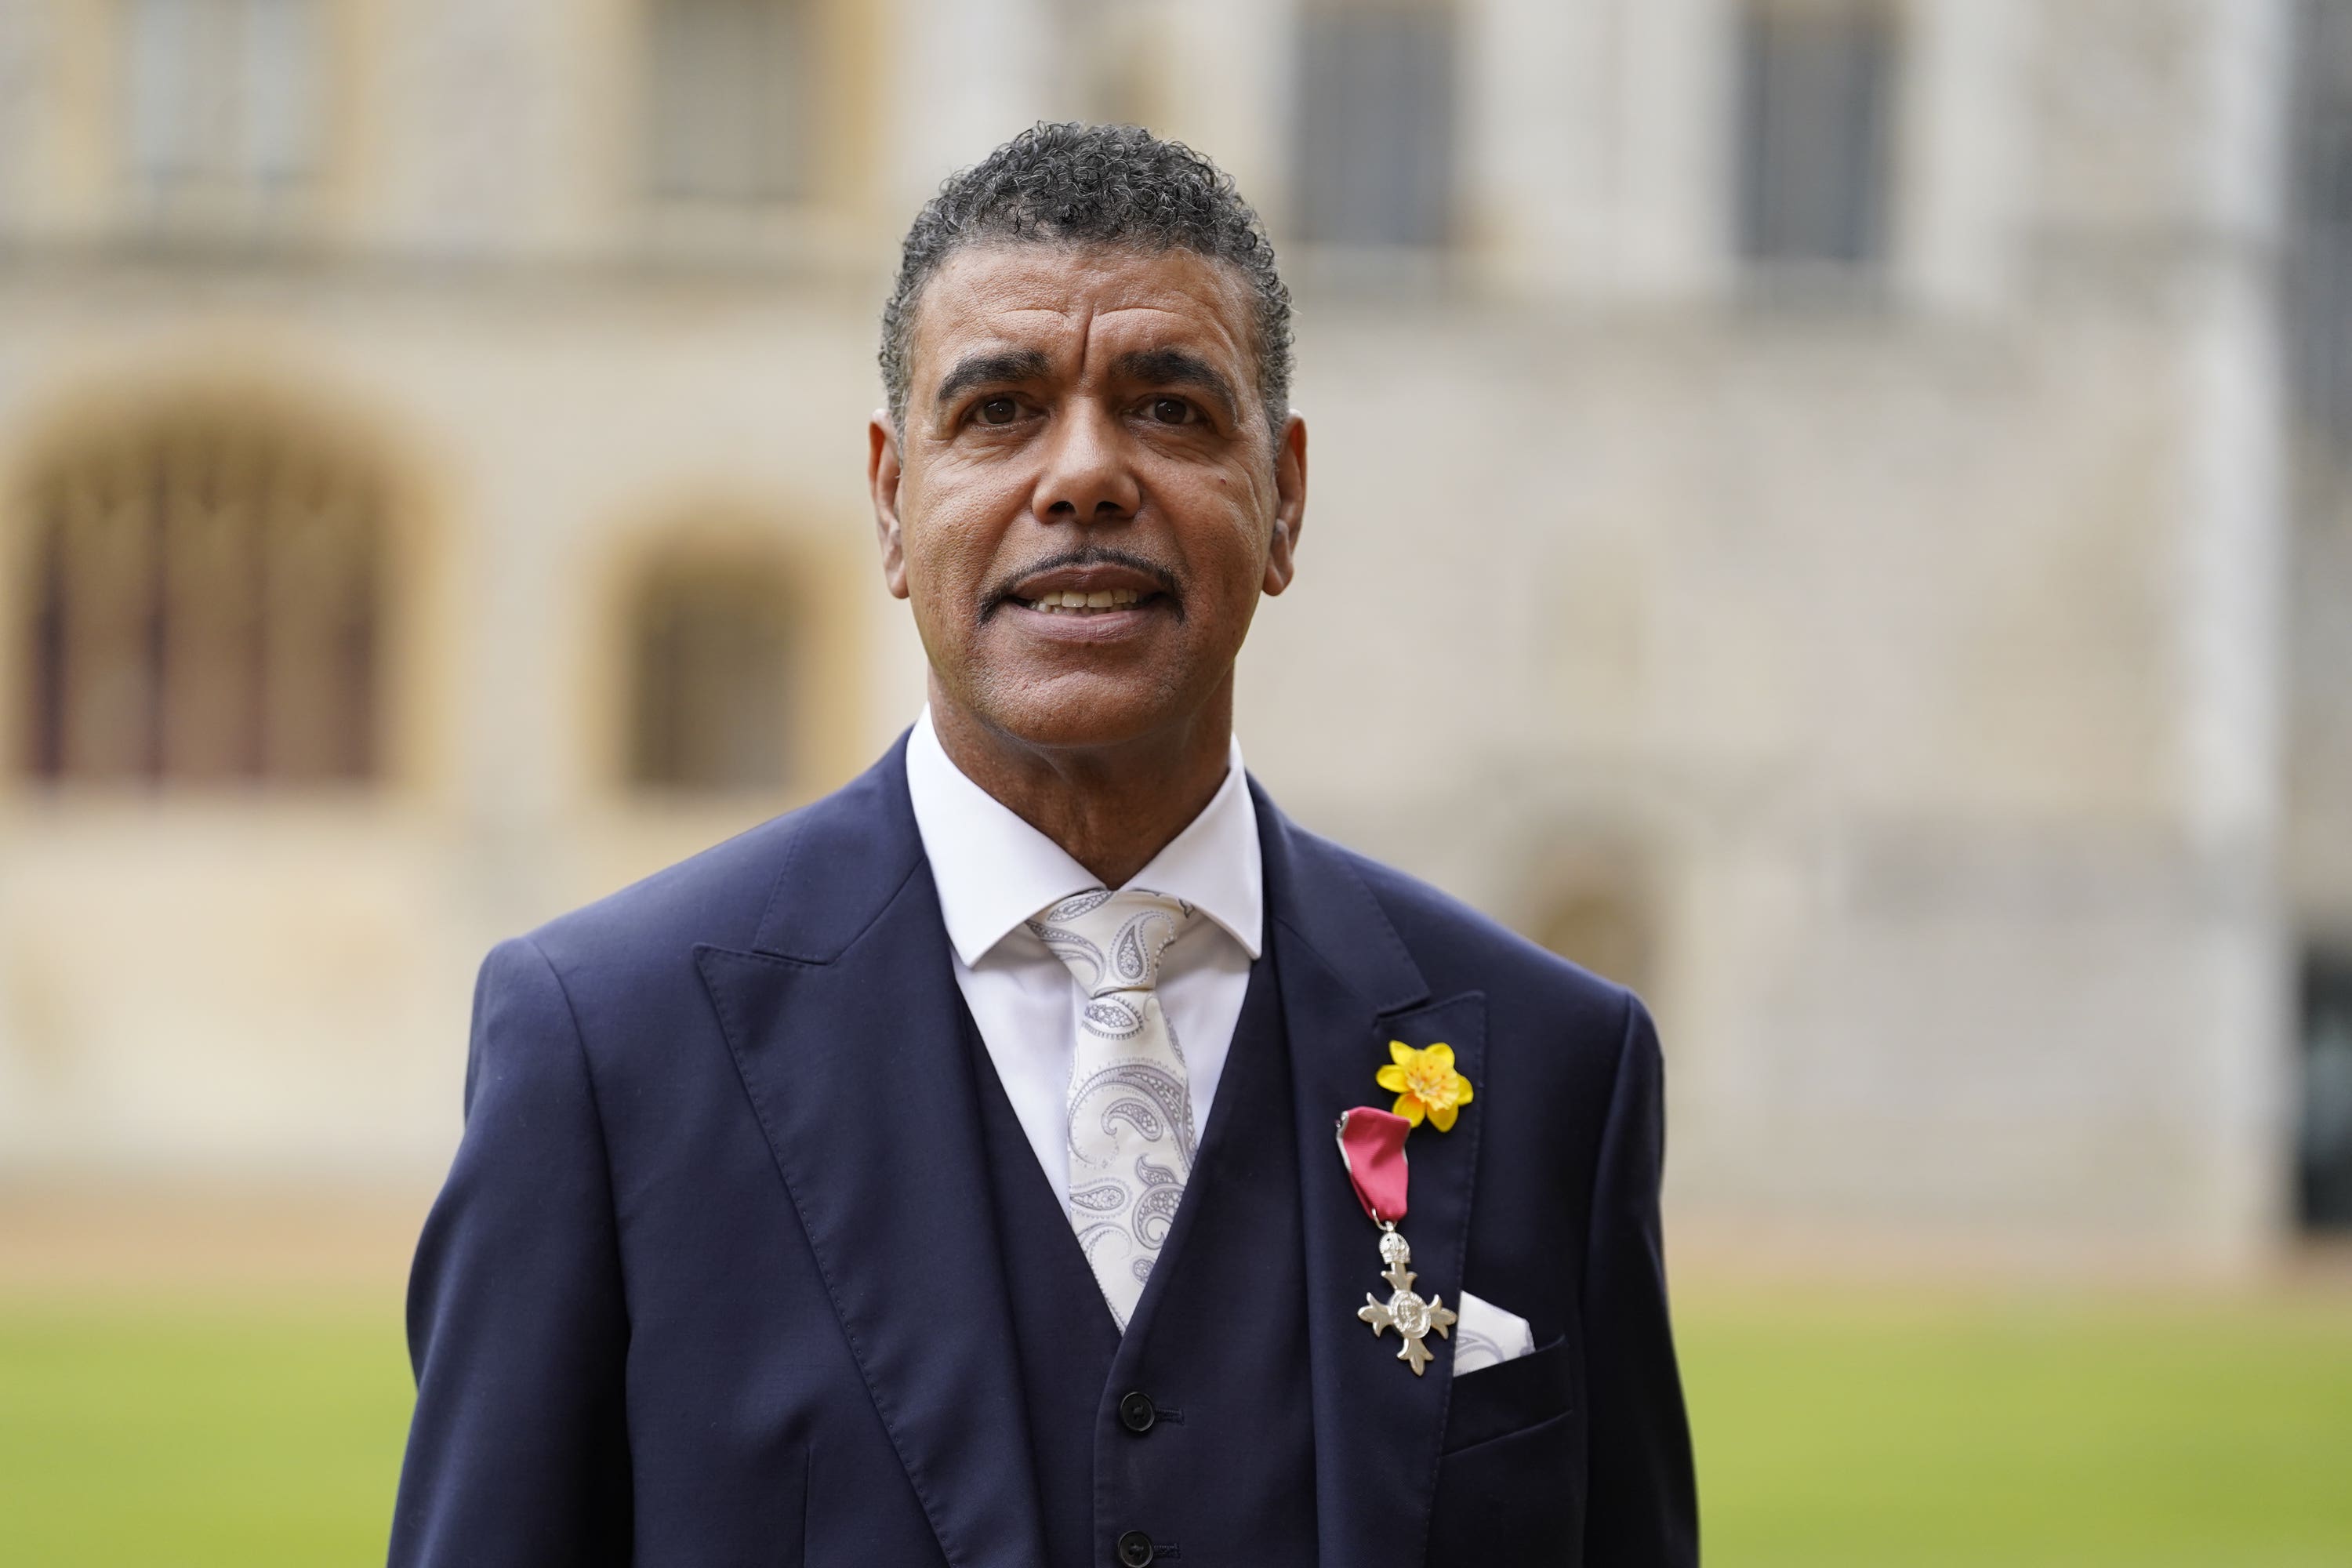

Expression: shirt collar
xmin=903 ymin=706 xmax=1264 ymax=967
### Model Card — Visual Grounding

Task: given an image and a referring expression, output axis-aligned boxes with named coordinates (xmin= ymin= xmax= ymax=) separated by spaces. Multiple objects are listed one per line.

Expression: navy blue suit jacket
xmin=390 ymin=738 xmax=1697 ymax=1566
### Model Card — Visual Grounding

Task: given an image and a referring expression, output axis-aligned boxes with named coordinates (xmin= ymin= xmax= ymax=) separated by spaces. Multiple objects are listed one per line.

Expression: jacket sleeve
xmin=1579 ymin=991 xmax=1700 ymax=1566
xmin=388 ymin=936 xmax=633 ymax=1566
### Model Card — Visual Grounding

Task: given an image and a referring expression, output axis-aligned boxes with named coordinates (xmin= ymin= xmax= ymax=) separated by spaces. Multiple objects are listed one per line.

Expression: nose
xmin=1033 ymin=400 xmax=1142 ymax=526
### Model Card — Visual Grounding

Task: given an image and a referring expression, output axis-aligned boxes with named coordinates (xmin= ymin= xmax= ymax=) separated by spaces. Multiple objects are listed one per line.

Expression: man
xmin=391 ymin=124 xmax=1696 ymax=1567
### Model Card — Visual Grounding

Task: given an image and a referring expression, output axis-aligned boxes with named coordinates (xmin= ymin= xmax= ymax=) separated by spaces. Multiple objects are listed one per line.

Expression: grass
xmin=0 ymin=1295 xmax=413 ymax=1566
xmin=1679 ymin=1288 xmax=2352 ymax=1567
xmin=0 ymin=1286 xmax=2347 ymax=1564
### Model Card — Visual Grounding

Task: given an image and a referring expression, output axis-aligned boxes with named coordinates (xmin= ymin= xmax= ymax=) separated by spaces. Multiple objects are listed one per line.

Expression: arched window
xmin=19 ymin=403 xmax=384 ymax=783
xmin=626 ymin=550 xmax=799 ymax=793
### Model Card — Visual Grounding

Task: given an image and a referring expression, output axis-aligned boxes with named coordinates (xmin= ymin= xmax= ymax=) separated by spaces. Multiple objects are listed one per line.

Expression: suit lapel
xmin=695 ymin=742 xmax=1050 ymax=1568
xmin=1259 ymin=786 xmax=1486 ymax=1568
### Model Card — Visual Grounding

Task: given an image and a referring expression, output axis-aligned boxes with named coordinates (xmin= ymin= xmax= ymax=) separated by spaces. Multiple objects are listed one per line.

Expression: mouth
xmin=1018 ymin=585 xmax=1150 ymax=615
xmin=992 ymin=559 xmax=1178 ymax=622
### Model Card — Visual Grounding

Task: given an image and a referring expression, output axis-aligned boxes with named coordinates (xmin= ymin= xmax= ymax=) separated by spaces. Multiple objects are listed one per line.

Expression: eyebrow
xmin=934 ymin=349 xmax=1051 ymax=408
xmin=1114 ymin=347 xmax=1240 ymax=423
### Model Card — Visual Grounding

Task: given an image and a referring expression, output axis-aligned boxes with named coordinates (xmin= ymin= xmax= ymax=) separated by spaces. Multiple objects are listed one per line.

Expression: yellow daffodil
xmin=1376 ymin=1040 xmax=1473 ymax=1131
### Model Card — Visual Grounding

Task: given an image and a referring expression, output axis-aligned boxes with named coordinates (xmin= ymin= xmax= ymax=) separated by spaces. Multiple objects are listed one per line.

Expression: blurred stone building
xmin=0 ymin=0 xmax=2347 ymax=1269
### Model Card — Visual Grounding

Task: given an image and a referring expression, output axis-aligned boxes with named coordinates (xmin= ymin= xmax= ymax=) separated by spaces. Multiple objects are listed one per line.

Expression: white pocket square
xmin=1452 ymin=1289 xmax=1535 ymax=1374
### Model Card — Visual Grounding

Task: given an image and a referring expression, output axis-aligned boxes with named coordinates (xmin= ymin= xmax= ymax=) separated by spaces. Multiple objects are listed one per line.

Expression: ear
xmin=1261 ymin=411 xmax=1308 ymax=597
xmin=869 ymin=412 xmax=911 ymax=601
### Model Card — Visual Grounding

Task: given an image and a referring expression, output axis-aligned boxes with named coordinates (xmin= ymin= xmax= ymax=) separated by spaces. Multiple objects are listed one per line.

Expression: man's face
xmin=870 ymin=242 xmax=1307 ymax=753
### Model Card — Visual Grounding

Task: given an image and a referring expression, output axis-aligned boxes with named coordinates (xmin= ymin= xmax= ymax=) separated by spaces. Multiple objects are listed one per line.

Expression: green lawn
xmin=0 ymin=1287 xmax=2347 ymax=1565
xmin=1680 ymin=1289 xmax=2352 ymax=1567
xmin=0 ymin=1297 xmax=413 ymax=1566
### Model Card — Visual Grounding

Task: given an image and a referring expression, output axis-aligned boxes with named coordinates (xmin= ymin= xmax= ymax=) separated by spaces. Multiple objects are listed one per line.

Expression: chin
xmin=970 ymin=670 xmax=1196 ymax=753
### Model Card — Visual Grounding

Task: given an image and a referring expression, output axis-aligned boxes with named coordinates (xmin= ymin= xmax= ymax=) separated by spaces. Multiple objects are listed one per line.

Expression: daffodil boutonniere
xmin=1376 ymin=1040 xmax=1473 ymax=1132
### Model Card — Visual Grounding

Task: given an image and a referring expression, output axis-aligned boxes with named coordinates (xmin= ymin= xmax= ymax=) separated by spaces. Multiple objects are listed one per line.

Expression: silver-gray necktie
xmin=1025 ymin=888 xmax=1200 ymax=1330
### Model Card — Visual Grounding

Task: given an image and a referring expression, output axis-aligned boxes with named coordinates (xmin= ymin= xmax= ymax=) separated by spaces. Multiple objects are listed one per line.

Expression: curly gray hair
xmin=879 ymin=122 xmax=1294 ymax=452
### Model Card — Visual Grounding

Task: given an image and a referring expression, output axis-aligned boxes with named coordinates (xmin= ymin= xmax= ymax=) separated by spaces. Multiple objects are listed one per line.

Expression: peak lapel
xmin=1258 ymin=786 xmax=1487 ymax=1568
xmin=695 ymin=742 xmax=1049 ymax=1568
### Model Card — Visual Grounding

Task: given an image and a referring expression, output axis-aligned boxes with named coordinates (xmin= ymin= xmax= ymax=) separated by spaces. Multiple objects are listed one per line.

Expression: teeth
xmin=1025 ymin=586 xmax=1144 ymax=612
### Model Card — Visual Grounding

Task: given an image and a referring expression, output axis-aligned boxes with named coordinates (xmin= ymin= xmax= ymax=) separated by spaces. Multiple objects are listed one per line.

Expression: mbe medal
xmin=1335 ymin=1106 xmax=1457 ymax=1377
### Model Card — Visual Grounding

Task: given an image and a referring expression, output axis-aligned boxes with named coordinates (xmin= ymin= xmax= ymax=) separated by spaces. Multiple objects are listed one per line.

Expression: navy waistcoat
xmin=967 ymin=937 xmax=1319 ymax=1567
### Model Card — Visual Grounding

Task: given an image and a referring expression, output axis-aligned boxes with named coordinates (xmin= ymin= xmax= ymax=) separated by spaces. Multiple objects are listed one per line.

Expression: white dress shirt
xmin=903 ymin=707 xmax=1263 ymax=1214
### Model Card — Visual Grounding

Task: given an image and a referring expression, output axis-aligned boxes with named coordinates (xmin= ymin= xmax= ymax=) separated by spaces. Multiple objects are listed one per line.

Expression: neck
xmin=928 ymin=679 xmax=1236 ymax=889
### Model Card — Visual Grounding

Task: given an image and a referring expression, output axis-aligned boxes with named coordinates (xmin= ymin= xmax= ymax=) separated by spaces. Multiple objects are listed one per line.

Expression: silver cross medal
xmin=1357 ymin=1222 xmax=1457 ymax=1375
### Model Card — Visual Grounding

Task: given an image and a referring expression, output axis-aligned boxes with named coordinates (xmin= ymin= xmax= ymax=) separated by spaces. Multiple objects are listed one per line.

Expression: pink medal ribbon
xmin=1334 ymin=1106 xmax=1411 ymax=1224
xmin=1336 ymin=1106 xmax=1456 ymax=1375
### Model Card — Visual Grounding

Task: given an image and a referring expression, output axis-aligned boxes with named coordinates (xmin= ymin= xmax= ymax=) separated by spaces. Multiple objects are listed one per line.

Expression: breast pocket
xmin=1442 ymin=1331 xmax=1573 ymax=1453
xmin=1428 ymin=1334 xmax=1585 ymax=1566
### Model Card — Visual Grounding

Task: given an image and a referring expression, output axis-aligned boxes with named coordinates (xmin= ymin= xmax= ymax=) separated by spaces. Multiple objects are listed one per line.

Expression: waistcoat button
xmin=1118 ymin=1390 xmax=1157 ymax=1433
xmin=1116 ymin=1529 xmax=1156 ymax=1565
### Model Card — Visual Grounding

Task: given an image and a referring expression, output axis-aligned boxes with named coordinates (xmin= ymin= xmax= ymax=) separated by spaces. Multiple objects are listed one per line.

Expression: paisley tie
xmin=1025 ymin=887 xmax=1201 ymax=1330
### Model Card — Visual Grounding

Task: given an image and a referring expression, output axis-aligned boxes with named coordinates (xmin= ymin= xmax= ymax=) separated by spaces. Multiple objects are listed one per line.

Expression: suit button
xmin=1116 ymin=1530 xmax=1155 ymax=1566
xmin=1117 ymin=1390 xmax=1156 ymax=1433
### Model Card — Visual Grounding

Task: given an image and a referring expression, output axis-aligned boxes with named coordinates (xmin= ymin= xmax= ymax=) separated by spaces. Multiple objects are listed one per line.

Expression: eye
xmin=1148 ymin=396 xmax=1196 ymax=425
xmin=976 ymin=396 xmax=1022 ymax=425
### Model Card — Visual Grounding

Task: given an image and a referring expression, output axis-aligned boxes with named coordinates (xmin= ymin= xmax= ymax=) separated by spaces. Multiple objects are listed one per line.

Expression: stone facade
xmin=0 ymin=0 xmax=2337 ymax=1269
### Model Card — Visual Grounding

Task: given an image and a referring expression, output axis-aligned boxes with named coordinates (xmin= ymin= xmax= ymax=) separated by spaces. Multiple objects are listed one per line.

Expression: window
xmin=2302 ymin=949 xmax=2352 ymax=1232
xmin=122 ymin=0 xmax=324 ymax=214
xmin=644 ymin=0 xmax=808 ymax=204
xmin=1736 ymin=1 xmax=1897 ymax=272
xmin=20 ymin=403 xmax=383 ymax=784
xmin=1292 ymin=1 xmax=1456 ymax=249
xmin=627 ymin=554 xmax=798 ymax=792
xmin=2289 ymin=0 xmax=2352 ymax=458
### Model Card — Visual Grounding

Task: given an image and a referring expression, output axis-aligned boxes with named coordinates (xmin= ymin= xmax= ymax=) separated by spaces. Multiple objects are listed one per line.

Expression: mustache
xmin=981 ymin=546 xmax=1184 ymax=617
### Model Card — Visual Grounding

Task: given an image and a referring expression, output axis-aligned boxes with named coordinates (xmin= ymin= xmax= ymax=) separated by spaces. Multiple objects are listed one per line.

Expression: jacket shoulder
xmin=518 ymin=738 xmax=914 ymax=982
xmin=524 ymin=742 xmax=898 ymax=973
xmin=521 ymin=808 xmax=804 ymax=981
